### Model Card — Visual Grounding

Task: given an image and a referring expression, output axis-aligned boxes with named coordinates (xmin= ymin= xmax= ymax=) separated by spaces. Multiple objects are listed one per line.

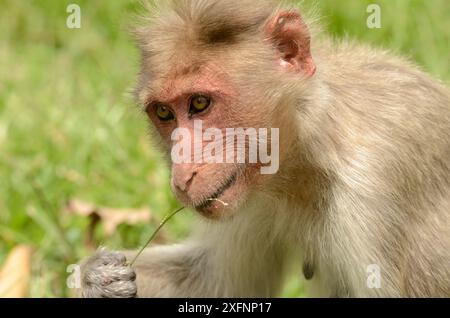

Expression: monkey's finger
xmin=100 ymin=280 xmax=138 ymax=298
xmin=100 ymin=265 xmax=136 ymax=285
xmin=93 ymin=249 xmax=127 ymax=267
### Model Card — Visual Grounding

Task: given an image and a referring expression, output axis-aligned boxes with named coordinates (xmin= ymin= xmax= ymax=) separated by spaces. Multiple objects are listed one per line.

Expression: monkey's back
xmin=310 ymin=41 xmax=450 ymax=296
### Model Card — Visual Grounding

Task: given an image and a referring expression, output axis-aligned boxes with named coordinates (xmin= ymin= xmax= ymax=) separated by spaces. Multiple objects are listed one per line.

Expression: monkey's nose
xmin=173 ymin=171 xmax=197 ymax=193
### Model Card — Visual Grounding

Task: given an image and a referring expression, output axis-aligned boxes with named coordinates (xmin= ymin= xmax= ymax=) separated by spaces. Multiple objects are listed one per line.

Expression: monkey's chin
xmin=191 ymin=176 xmax=245 ymax=220
xmin=195 ymin=189 xmax=241 ymax=220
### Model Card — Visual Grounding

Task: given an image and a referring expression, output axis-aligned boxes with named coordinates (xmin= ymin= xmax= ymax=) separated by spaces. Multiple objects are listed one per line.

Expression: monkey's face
xmin=137 ymin=8 xmax=315 ymax=219
xmin=144 ymin=64 xmax=273 ymax=219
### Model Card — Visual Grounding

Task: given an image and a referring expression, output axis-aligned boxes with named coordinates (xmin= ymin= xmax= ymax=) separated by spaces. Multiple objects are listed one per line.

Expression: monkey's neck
xmin=280 ymin=153 xmax=328 ymax=210
xmin=272 ymin=87 xmax=333 ymax=211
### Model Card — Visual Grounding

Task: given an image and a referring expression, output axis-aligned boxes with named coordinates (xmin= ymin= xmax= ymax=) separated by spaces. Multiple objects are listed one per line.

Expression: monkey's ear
xmin=265 ymin=11 xmax=316 ymax=77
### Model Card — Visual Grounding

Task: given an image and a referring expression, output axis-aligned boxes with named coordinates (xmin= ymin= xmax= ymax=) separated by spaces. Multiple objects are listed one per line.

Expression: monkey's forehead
xmin=136 ymin=61 xmax=237 ymax=105
xmin=132 ymin=0 xmax=287 ymax=104
xmin=134 ymin=0 xmax=277 ymax=56
xmin=135 ymin=41 xmax=278 ymax=107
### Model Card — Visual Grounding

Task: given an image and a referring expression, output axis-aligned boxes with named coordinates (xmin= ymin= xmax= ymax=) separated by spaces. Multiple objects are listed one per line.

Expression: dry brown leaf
xmin=0 ymin=245 xmax=33 ymax=298
xmin=65 ymin=199 xmax=153 ymax=235
xmin=64 ymin=199 xmax=165 ymax=248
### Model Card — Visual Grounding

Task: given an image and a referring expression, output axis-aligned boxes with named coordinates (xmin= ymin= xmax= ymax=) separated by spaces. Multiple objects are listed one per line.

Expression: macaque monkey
xmin=80 ymin=0 xmax=450 ymax=297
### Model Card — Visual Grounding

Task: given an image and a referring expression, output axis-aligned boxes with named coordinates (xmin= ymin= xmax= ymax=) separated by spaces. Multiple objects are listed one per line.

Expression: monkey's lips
xmin=194 ymin=172 xmax=239 ymax=216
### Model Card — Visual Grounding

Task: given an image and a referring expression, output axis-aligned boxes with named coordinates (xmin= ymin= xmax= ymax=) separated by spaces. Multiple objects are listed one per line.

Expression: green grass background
xmin=0 ymin=0 xmax=449 ymax=297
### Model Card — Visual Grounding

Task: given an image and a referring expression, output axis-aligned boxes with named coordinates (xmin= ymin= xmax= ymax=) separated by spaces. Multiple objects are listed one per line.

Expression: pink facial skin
xmin=145 ymin=64 xmax=263 ymax=219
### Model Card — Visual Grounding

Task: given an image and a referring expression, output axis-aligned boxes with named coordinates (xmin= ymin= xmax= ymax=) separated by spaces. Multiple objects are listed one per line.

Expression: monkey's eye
xmin=189 ymin=95 xmax=211 ymax=115
xmin=154 ymin=104 xmax=175 ymax=122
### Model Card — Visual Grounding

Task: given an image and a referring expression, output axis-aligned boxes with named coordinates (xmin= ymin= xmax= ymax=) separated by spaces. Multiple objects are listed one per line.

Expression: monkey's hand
xmin=80 ymin=249 xmax=137 ymax=298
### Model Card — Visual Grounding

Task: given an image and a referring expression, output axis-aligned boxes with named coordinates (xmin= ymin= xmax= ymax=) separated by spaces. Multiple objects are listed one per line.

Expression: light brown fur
xmin=80 ymin=0 xmax=450 ymax=297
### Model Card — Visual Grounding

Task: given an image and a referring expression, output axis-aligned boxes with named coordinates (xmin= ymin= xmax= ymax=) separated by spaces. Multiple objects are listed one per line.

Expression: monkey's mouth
xmin=195 ymin=172 xmax=238 ymax=211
